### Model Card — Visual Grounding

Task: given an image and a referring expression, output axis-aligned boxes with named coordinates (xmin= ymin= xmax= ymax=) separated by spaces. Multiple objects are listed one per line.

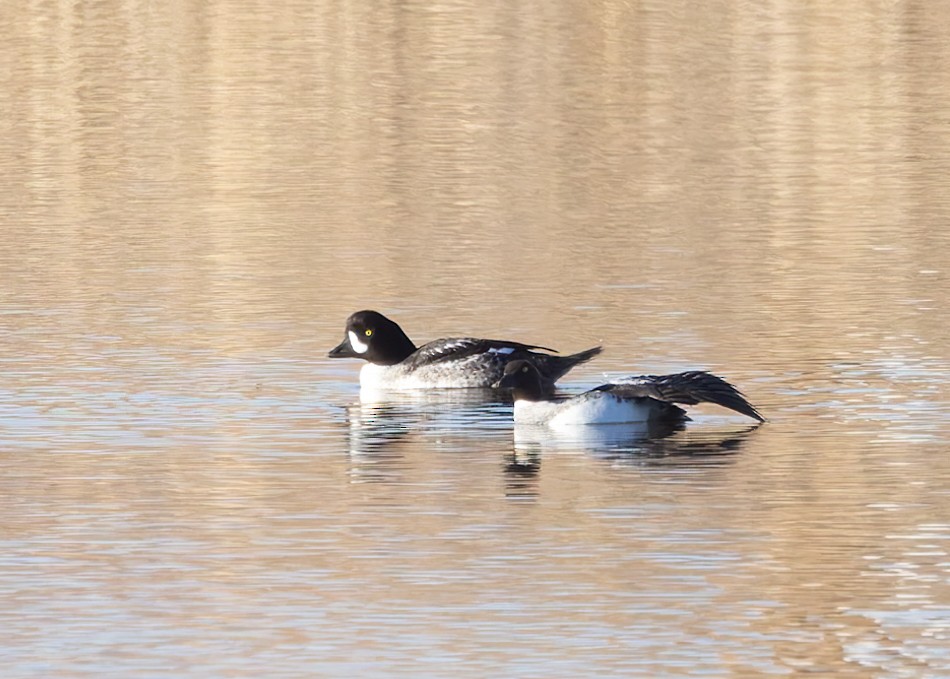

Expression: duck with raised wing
xmin=328 ymin=310 xmax=602 ymax=390
xmin=494 ymin=359 xmax=764 ymax=426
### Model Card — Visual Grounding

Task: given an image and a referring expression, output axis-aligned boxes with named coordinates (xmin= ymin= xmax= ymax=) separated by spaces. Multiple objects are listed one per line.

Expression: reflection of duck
xmin=328 ymin=310 xmax=601 ymax=389
xmin=343 ymin=401 xmax=416 ymax=483
xmin=632 ymin=427 xmax=756 ymax=462
xmin=357 ymin=386 xmax=506 ymax=407
xmin=512 ymin=418 xmax=684 ymax=450
xmin=356 ymin=387 xmax=513 ymax=430
xmin=503 ymin=450 xmax=541 ymax=501
xmin=511 ymin=422 xmax=759 ymax=465
xmin=344 ymin=388 xmax=513 ymax=482
xmin=495 ymin=360 xmax=765 ymax=426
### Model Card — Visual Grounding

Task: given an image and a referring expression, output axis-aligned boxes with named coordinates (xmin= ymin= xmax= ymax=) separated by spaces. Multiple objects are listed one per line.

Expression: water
xmin=2 ymin=1 xmax=949 ymax=676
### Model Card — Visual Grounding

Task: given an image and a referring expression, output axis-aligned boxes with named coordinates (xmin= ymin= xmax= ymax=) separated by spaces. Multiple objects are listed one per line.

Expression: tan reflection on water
xmin=1 ymin=0 xmax=949 ymax=676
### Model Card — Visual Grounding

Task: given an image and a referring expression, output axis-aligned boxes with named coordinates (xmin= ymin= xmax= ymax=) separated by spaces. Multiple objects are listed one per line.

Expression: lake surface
xmin=2 ymin=1 xmax=949 ymax=676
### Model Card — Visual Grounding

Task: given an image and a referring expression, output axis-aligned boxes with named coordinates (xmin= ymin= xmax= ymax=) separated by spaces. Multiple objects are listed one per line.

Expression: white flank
xmin=488 ymin=346 xmax=516 ymax=355
xmin=359 ymin=363 xmax=393 ymax=388
xmin=360 ymin=360 xmax=493 ymax=389
xmin=513 ymin=400 xmax=564 ymax=425
xmin=514 ymin=394 xmax=653 ymax=426
xmin=348 ymin=330 xmax=369 ymax=354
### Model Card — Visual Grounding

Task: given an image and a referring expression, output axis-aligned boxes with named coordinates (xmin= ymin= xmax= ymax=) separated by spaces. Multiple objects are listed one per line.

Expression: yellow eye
xmin=364 ymin=329 xmax=373 ymax=337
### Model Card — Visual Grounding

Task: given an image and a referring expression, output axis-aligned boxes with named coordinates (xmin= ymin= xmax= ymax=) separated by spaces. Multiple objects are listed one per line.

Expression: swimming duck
xmin=494 ymin=359 xmax=764 ymax=426
xmin=328 ymin=310 xmax=602 ymax=390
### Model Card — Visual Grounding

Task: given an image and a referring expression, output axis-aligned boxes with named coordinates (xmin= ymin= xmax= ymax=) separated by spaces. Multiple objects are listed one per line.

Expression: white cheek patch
xmin=489 ymin=346 xmax=516 ymax=355
xmin=348 ymin=330 xmax=370 ymax=354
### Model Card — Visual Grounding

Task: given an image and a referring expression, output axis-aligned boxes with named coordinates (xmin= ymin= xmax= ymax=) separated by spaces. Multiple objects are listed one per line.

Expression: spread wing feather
xmin=596 ymin=371 xmax=765 ymax=422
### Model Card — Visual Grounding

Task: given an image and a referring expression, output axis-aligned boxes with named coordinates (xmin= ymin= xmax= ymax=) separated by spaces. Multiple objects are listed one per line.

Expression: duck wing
xmin=597 ymin=371 xmax=765 ymax=422
xmin=405 ymin=338 xmax=557 ymax=368
xmin=531 ymin=346 xmax=603 ymax=386
xmin=407 ymin=338 xmax=601 ymax=389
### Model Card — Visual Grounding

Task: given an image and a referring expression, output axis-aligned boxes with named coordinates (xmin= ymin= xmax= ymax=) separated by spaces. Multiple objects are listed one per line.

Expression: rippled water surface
xmin=2 ymin=1 xmax=949 ymax=676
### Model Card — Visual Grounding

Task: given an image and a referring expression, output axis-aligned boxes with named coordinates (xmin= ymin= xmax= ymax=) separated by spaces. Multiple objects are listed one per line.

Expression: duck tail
xmin=541 ymin=345 xmax=603 ymax=385
xmin=654 ymin=371 xmax=765 ymax=422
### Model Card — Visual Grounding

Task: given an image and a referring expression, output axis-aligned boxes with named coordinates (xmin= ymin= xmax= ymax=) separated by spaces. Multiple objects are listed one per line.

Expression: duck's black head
xmin=493 ymin=359 xmax=546 ymax=401
xmin=327 ymin=310 xmax=417 ymax=365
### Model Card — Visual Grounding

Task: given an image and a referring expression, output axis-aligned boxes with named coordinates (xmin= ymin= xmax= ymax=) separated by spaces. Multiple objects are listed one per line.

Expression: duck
xmin=494 ymin=359 xmax=765 ymax=426
xmin=328 ymin=310 xmax=602 ymax=390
